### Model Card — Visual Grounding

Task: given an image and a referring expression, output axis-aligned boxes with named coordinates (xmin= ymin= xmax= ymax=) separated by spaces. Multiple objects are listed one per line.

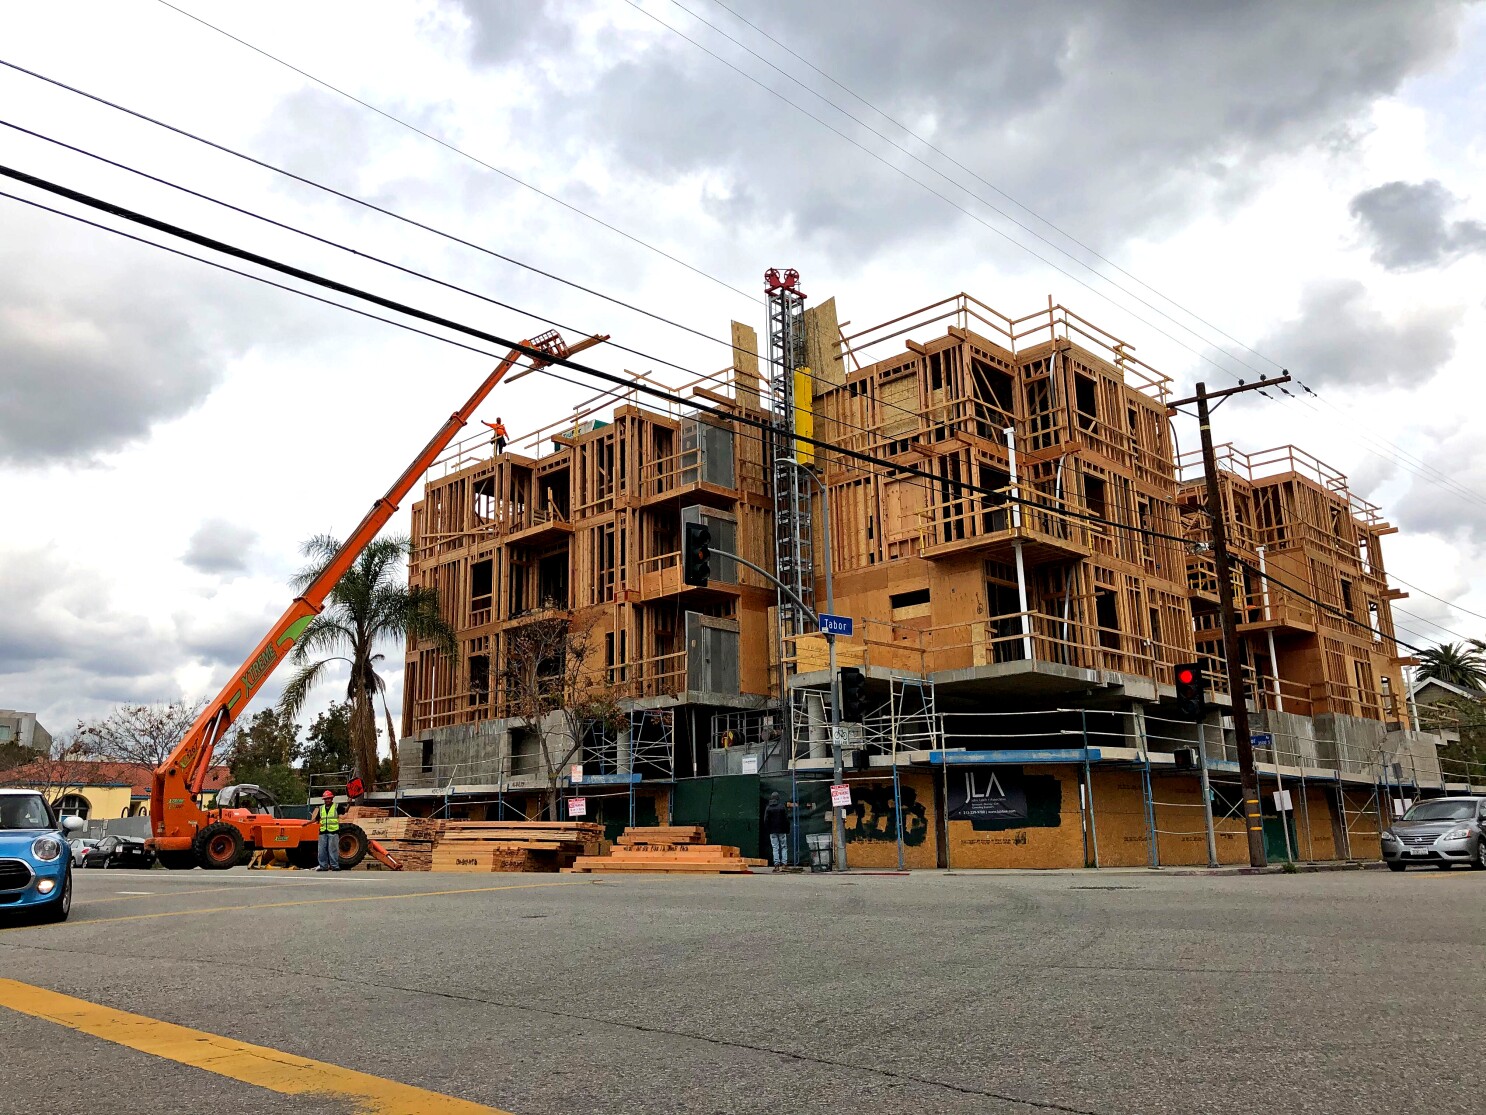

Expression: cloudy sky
xmin=2 ymin=0 xmax=1484 ymax=744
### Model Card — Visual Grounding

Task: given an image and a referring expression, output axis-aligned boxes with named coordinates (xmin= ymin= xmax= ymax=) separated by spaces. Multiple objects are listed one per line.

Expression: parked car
xmin=82 ymin=834 xmax=157 ymax=870
xmin=1381 ymin=796 xmax=1486 ymax=871
xmin=0 ymin=788 xmax=85 ymax=921
xmin=69 ymin=837 xmax=99 ymax=866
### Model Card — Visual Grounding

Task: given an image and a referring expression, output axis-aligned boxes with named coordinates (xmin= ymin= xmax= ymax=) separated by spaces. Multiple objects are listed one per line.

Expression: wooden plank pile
xmin=343 ymin=812 xmax=445 ymax=872
xmin=432 ymin=821 xmax=605 ymax=873
xmin=565 ymin=825 xmax=764 ymax=875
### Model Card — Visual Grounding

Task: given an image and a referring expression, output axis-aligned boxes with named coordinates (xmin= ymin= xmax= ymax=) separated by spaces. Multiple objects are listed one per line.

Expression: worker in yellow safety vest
xmin=315 ymin=791 xmax=341 ymax=872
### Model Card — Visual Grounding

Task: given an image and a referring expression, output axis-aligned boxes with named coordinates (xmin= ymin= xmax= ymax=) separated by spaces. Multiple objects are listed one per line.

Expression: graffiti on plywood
xmin=946 ymin=766 xmax=1062 ymax=831
xmin=844 ymin=782 xmax=929 ymax=846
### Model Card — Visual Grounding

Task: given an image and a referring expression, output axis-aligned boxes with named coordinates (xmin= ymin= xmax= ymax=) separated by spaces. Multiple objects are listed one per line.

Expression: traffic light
xmin=682 ymin=521 xmax=711 ymax=587
xmin=1174 ymin=662 xmax=1206 ymax=722
xmin=838 ymin=666 xmax=867 ymax=723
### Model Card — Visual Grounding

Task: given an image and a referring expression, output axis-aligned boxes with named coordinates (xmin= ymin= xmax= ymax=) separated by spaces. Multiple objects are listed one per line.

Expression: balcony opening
xmin=1084 ymin=474 xmax=1108 ymax=520
xmin=1095 ymin=589 xmax=1121 ymax=650
xmin=538 ymin=550 xmax=569 ymax=610
xmin=889 ymin=587 xmax=931 ymax=622
xmin=1075 ymin=374 xmax=1098 ymax=431
xmin=473 ymin=476 xmax=497 ymax=524
xmin=509 ymin=727 xmax=538 ymax=776
xmin=969 ymin=356 xmax=1014 ymax=432
xmin=978 ymin=465 xmax=1010 ymax=533
xmin=468 ymin=654 xmax=490 ymax=707
xmin=471 ymin=558 xmax=493 ymax=624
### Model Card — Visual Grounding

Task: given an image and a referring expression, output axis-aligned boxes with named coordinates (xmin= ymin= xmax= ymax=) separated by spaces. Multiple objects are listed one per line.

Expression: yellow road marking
xmin=1 ymin=878 xmax=592 ymax=933
xmin=0 ymin=978 xmax=513 ymax=1114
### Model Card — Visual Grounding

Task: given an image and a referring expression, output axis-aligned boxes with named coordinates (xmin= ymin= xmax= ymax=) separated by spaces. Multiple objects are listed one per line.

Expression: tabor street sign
xmin=818 ymin=613 xmax=853 ymax=637
xmin=1250 ymin=732 xmax=1274 ymax=747
xmin=829 ymin=783 xmax=852 ymax=809
xmin=568 ymin=797 xmax=587 ymax=817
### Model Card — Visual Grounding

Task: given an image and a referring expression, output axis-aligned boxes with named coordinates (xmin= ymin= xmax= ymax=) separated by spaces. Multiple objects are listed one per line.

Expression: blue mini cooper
xmin=0 ymin=789 xmax=86 ymax=922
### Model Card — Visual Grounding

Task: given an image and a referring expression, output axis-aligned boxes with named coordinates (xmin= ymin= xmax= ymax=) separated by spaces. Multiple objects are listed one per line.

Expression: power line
xmin=0 ymin=116 xmax=977 ymax=473
xmin=0 ymin=161 xmax=1206 ymax=554
xmin=7 ymin=166 xmax=1454 ymax=665
xmin=148 ymin=0 xmax=759 ymax=305
xmin=650 ymin=0 xmax=1486 ymax=513
xmin=0 ymin=64 xmax=943 ymax=443
xmin=1384 ymin=572 xmax=1486 ymax=627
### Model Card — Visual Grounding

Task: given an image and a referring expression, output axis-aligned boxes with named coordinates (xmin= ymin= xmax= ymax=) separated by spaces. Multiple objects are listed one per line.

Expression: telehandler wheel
xmin=335 ymin=824 xmax=368 ymax=869
xmin=156 ymin=850 xmax=197 ymax=870
xmin=194 ymin=822 xmax=245 ymax=870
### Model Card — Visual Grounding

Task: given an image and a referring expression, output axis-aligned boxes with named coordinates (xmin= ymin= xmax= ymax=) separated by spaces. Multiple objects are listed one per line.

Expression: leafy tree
xmin=74 ymin=701 xmax=207 ymax=767
xmin=278 ymin=534 xmax=456 ymax=787
xmin=300 ymin=702 xmax=354 ymax=784
xmin=232 ymin=762 xmax=307 ymax=806
xmin=0 ymin=740 xmax=33 ymax=773
xmin=226 ymin=707 xmax=302 ymax=775
xmin=1416 ymin=642 xmax=1486 ymax=692
xmin=0 ymin=735 xmax=90 ymax=808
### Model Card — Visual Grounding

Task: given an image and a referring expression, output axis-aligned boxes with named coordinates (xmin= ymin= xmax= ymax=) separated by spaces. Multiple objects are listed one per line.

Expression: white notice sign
xmin=740 ymin=755 xmax=759 ymax=775
xmin=568 ymin=797 xmax=587 ymax=817
xmin=1272 ymin=789 xmax=1293 ymax=812
xmin=570 ymin=764 xmax=584 ymax=783
xmin=829 ymin=783 xmax=852 ymax=809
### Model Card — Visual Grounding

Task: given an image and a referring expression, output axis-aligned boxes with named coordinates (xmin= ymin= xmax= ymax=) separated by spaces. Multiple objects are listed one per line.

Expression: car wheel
xmin=1472 ymin=840 xmax=1486 ymax=871
xmin=1386 ymin=861 xmax=1407 ymax=872
xmin=43 ymin=870 xmax=72 ymax=923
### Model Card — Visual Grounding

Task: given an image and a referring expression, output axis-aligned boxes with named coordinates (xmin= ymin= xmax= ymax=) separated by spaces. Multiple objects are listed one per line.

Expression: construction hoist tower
xmin=765 ymin=267 xmax=815 ymax=755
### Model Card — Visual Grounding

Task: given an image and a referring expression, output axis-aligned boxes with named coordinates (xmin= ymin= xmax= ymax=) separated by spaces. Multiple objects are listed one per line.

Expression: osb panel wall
xmin=945 ymin=765 xmax=1085 ymax=870
xmin=1341 ymin=787 xmax=1382 ymax=859
xmin=843 ymin=772 xmax=937 ymax=870
xmin=1150 ymin=774 xmax=1246 ymax=865
xmin=1297 ymin=785 xmax=1338 ymax=861
xmin=1090 ymin=769 xmax=1152 ymax=867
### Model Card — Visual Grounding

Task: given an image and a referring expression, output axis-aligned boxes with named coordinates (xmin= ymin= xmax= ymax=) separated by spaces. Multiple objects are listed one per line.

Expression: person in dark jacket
xmin=763 ymin=791 xmax=794 ymax=867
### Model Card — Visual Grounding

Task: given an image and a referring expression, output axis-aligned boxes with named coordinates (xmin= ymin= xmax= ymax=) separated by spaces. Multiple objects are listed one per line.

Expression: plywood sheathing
xmin=731 ymin=321 xmax=761 ymax=409
xmin=803 ymin=296 xmax=844 ymax=388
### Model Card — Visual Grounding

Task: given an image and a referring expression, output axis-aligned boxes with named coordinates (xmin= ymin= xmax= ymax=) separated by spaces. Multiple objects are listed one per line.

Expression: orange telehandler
xmin=147 ymin=330 xmax=606 ymax=870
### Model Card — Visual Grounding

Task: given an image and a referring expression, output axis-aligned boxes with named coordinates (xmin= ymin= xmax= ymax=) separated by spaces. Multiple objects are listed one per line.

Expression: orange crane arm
xmin=151 ymin=331 xmax=607 ymax=828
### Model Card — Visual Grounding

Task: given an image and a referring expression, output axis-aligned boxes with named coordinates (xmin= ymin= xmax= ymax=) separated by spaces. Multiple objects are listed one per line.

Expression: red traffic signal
xmin=1174 ymin=662 xmax=1206 ymax=722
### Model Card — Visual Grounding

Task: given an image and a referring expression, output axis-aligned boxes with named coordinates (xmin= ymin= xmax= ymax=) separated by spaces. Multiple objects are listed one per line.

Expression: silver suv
xmin=1381 ymin=796 xmax=1486 ymax=871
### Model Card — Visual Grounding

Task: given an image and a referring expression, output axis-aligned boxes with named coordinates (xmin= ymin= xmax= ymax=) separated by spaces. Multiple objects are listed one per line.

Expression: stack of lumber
xmin=432 ymin=820 xmax=605 ymax=873
xmin=345 ymin=815 xmax=445 ymax=872
xmin=565 ymin=825 xmax=764 ymax=875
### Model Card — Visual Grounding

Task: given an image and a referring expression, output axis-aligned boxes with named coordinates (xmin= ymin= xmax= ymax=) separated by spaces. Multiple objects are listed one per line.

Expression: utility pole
xmin=1168 ymin=373 xmax=1290 ymax=869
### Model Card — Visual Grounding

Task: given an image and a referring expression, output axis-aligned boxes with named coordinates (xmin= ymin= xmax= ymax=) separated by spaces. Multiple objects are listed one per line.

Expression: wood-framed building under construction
xmin=394 ymin=290 xmax=1465 ymax=870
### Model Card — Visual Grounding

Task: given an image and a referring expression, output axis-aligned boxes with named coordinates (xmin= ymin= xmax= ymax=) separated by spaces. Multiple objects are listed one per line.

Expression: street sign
xmin=829 ymin=783 xmax=852 ymax=809
xmin=818 ymin=612 xmax=853 ymax=637
xmin=568 ymin=797 xmax=587 ymax=817
xmin=832 ymin=725 xmax=853 ymax=747
xmin=570 ymin=764 xmax=584 ymax=783
xmin=1250 ymin=732 xmax=1274 ymax=747
xmin=1272 ymin=789 xmax=1293 ymax=812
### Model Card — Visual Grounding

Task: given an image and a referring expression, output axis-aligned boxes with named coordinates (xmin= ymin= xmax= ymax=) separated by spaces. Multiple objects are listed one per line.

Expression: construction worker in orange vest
xmin=483 ymin=417 xmax=509 ymax=454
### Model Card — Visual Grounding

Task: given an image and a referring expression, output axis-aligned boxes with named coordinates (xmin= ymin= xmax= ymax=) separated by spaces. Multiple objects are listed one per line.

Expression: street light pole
xmin=1169 ymin=373 xmax=1289 ymax=868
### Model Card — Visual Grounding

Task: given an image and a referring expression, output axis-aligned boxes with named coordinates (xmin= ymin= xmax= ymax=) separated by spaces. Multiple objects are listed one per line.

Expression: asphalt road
xmin=0 ymin=865 xmax=1479 ymax=1114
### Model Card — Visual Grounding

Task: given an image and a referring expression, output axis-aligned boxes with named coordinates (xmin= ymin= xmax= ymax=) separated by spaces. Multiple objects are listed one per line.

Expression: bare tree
xmin=501 ymin=617 xmax=625 ymax=819
xmin=73 ymin=701 xmax=207 ymax=768
xmin=0 ymin=734 xmax=90 ymax=810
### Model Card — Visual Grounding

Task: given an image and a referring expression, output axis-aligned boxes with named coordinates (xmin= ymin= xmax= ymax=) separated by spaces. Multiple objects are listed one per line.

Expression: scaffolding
xmin=765 ymin=268 xmax=815 ymax=738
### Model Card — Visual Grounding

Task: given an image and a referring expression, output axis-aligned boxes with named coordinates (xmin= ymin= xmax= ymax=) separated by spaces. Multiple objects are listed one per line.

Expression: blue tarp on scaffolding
xmin=926 ymin=748 xmax=1101 ymax=765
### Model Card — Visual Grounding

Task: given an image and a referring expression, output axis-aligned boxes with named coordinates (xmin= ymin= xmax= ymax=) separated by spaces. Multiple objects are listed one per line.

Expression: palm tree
xmin=279 ymin=534 xmax=457 ymax=786
xmin=1415 ymin=641 xmax=1486 ymax=692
